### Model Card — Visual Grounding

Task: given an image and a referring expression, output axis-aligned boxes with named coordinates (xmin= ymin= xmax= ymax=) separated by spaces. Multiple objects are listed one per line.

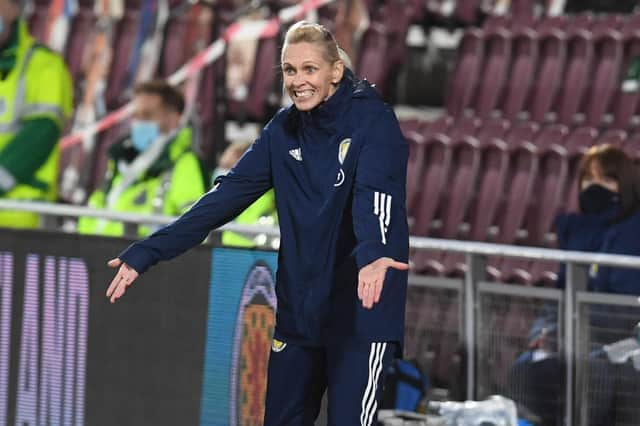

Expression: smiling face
xmin=281 ymin=42 xmax=344 ymax=111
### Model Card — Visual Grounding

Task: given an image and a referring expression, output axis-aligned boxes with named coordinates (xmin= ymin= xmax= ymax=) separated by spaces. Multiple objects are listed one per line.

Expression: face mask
xmin=579 ymin=184 xmax=620 ymax=214
xmin=131 ymin=120 xmax=160 ymax=152
xmin=212 ymin=167 xmax=230 ymax=183
xmin=0 ymin=16 xmax=5 ymax=37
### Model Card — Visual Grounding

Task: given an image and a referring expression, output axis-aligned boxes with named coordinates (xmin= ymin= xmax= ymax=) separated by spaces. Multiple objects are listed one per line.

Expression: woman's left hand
xmin=358 ymin=257 xmax=409 ymax=309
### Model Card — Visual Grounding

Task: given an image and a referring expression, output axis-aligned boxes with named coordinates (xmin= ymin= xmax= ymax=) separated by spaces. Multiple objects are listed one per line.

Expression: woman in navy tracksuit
xmin=105 ymin=21 xmax=409 ymax=425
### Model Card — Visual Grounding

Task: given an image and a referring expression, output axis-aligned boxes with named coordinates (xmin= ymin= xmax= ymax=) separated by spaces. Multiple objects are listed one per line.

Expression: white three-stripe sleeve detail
xmin=374 ymin=192 xmax=390 ymax=245
xmin=384 ymin=195 xmax=392 ymax=227
xmin=373 ymin=191 xmax=380 ymax=215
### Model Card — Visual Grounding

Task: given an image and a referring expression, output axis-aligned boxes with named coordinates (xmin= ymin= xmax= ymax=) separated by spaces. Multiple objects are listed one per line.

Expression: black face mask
xmin=579 ymin=184 xmax=620 ymax=214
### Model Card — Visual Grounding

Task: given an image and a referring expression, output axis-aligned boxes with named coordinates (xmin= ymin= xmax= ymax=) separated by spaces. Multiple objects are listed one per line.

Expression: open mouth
xmin=294 ymin=90 xmax=314 ymax=99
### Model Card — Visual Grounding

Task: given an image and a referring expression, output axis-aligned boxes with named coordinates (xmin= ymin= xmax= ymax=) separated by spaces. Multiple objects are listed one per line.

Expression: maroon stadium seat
xmin=27 ymin=0 xmax=51 ymax=44
xmin=534 ymin=123 xmax=569 ymax=151
xmin=402 ymin=119 xmax=427 ymax=217
xmin=158 ymin=5 xmax=189 ymax=77
xmin=591 ymin=14 xmax=625 ymax=35
xmin=438 ymin=128 xmax=523 ymax=277
xmin=477 ymin=117 xmax=511 ymax=143
xmin=501 ymin=138 xmax=570 ymax=283
xmin=569 ymin=12 xmax=595 ymax=31
xmin=447 ymin=116 xmax=482 ymax=141
xmin=623 ymin=132 xmax=640 ymax=159
xmin=584 ymin=28 xmax=624 ymax=127
xmin=510 ymin=0 xmax=536 ymax=27
xmin=445 ymin=28 xmax=485 ymax=116
xmin=472 ymin=27 xmax=512 ymax=118
xmin=357 ymin=22 xmax=391 ymax=96
xmin=599 ymin=129 xmax=628 ymax=147
xmin=409 ymin=133 xmax=452 ymax=272
xmin=554 ymin=28 xmax=595 ymax=125
xmin=478 ymin=122 xmax=539 ymax=244
xmin=425 ymin=119 xmax=512 ymax=276
xmin=416 ymin=134 xmax=482 ymax=275
xmin=500 ymin=126 xmax=569 ymax=284
xmin=384 ymin=2 xmax=413 ymax=78
xmin=528 ymin=27 xmax=567 ymax=123
xmin=454 ymin=0 xmax=479 ymax=25
xmin=438 ymin=135 xmax=483 ymax=239
xmin=610 ymin=27 xmax=640 ymax=129
xmin=565 ymin=126 xmax=599 ymax=152
xmin=423 ymin=115 xmax=454 ymax=141
xmin=410 ymin=132 xmax=452 ymax=237
xmin=530 ymin=124 xmax=571 ymax=245
xmin=483 ymin=15 xmax=509 ymax=32
xmin=535 ymin=15 xmax=569 ymax=32
xmin=64 ymin=5 xmax=97 ymax=84
xmin=105 ymin=9 xmax=141 ymax=109
xmin=504 ymin=120 xmax=539 ymax=148
xmin=488 ymin=124 xmax=540 ymax=281
xmin=501 ymin=27 xmax=539 ymax=120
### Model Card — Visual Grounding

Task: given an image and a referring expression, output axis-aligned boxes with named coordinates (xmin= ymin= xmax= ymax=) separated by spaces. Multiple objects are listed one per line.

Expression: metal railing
xmin=3 ymin=199 xmax=640 ymax=425
xmin=0 ymin=199 xmax=281 ymax=237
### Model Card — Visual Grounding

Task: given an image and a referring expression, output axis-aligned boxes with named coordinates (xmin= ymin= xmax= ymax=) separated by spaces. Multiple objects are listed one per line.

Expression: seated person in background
xmin=507 ymin=315 xmax=562 ymax=426
xmin=0 ymin=0 xmax=73 ymax=229
xmin=508 ymin=146 xmax=640 ymax=424
xmin=555 ymin=144 xmax=640 ymax=294
xmin=78 ymin=80 xmax=208 ymax=237
xmin=213 ymin=141 xmax=276 ymax=247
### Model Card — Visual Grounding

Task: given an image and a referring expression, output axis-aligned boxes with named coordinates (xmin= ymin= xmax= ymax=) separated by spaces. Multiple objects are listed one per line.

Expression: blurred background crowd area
xmin=17 ymin=0 xmax=640 ymax=281
xmin=26 ymin=0 xmax=640 ymax=203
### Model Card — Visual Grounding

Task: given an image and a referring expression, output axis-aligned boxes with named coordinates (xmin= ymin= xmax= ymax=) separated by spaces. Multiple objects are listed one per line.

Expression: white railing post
xmin=464 ymin=252 xmax=486 ymax=401
xmin=565 ymin=261 xmax=588 ymax=426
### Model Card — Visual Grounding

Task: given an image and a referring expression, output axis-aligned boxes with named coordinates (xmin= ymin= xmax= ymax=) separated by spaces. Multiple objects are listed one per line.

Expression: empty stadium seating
xmin=400 ymin=9 xmax=640 ymax=284
xmin=23 ymin=0 xmax=640 ymax=287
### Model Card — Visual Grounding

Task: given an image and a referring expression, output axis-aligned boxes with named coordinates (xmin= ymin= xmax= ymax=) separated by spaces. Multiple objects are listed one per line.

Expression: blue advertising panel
xmin=200 ymin=248 xmax=278 ymax=426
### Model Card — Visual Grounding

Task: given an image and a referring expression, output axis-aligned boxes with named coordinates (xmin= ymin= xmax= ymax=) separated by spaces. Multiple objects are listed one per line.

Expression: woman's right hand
xmin=106 ymin=258 xmax=139 ymax=303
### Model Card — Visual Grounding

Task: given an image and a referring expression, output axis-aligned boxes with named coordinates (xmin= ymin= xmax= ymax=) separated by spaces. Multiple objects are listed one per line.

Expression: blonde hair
xmin=282 ymin=21 xmax=341 ymax=64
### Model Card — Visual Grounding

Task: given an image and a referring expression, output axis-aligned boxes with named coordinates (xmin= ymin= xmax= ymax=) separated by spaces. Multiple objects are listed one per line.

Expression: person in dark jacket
xmin=509 ymin=145 xmax=640 ymax=425
xmin=570 ymin=146 xmax=640 ymax=426
xmin=105 ymin=21 xmax=409 ymax=426
xmin=556 ymin=144 xmax=640 ymax=294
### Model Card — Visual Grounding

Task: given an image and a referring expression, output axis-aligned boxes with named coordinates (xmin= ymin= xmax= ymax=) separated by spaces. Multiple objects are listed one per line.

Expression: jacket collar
xmin=294 ymin=69 xmax=359 ymax=133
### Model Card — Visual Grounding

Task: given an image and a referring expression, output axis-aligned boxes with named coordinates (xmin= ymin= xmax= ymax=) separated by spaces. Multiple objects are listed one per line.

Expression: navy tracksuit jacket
xmin=119 ymin=70 xmax=409 ymax=347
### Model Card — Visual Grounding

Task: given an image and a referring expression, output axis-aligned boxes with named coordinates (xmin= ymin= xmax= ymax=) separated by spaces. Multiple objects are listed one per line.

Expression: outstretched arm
xmin=351 ymin=108 xmax=409 ymax=309
xmin=106 ymin=127 xmax=274 ymax=302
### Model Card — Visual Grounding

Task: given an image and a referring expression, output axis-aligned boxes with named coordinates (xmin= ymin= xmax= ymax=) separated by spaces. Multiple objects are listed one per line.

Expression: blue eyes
xmin=283 ymin=66 xmax=318 ymax=76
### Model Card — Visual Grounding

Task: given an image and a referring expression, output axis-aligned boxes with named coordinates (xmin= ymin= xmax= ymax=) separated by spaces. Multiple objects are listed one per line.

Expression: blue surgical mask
xmin=131 ymin=120 xmax=160 ymax=152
